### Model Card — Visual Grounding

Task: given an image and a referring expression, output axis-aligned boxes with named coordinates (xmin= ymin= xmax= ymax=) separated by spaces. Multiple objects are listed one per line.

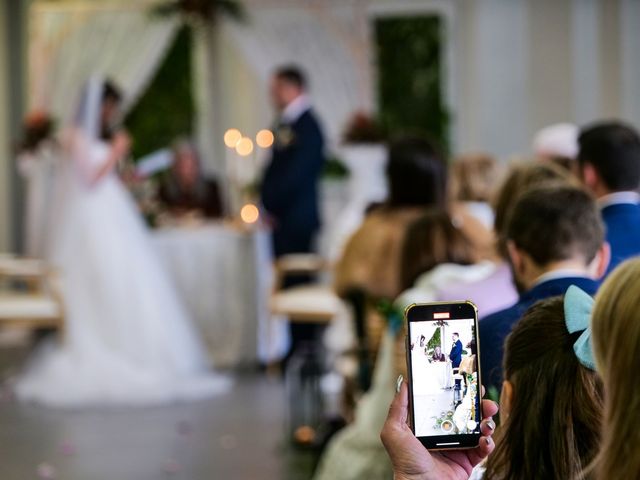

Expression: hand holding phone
xmin=381 ymin=378 xmax=497 ymax=480
xmin=405 ymin=301 xmax=483 ymax=450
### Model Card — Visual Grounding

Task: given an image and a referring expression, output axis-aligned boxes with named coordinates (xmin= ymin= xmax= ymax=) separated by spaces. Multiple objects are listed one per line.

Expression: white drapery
xmin=225 ymin=4 xmax=373 ymax=143
xmin=28 ymin=2 xmax=179 ymax=121
xmin=193 ymin=2 xmax=375 ymax=175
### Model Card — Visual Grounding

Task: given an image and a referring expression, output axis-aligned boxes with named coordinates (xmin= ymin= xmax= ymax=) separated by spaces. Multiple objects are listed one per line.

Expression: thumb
xmin=386 ymin=376 xmax=410 ymax=429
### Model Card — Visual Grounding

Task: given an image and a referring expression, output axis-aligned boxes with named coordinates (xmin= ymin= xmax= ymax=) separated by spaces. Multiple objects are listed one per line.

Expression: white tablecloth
xmin=152 ymin=223 xmax=289 ymax=368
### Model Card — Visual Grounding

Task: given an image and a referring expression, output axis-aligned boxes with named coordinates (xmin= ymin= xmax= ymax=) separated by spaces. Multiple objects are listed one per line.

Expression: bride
xmin=16 ymin=76 xmax=230 ymax=407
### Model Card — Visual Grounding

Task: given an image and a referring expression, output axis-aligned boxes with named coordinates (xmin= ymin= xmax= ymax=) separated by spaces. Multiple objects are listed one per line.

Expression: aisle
xmin=0 ymin=370 xmax=289 ymax=479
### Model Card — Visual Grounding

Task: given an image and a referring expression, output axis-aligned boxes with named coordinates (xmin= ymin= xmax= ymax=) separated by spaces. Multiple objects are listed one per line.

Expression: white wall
xmin=228 ymin=0 xmax=640 ymax=162
xmin=437 ymin=0 xmax=640 ymax=158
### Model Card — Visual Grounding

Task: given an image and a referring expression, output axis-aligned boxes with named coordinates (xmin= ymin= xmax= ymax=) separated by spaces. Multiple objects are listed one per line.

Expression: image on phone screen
xmin=408 ymin=311 xmax=481 ymax=442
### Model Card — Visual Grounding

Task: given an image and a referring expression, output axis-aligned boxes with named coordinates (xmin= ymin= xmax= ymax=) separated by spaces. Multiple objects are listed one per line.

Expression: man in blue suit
xmin=449 ymin=333 xmax=463 ymax=369
xmin=260 ymin=66 xmax=326 ymax=357
xmin=578 ymin=122 xmax=640 ymax=275
xmin=261 ymin=66 xmax=325 ymax=262
xmin=449 ymin=332 xmax=463 ymax=392
xmin=480 ymin=186 xmax=608 ymax=394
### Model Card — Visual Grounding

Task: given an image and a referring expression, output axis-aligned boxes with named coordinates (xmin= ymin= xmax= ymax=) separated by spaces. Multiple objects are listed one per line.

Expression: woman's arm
xmin=91 ymin=130 xmax=131 ymax=186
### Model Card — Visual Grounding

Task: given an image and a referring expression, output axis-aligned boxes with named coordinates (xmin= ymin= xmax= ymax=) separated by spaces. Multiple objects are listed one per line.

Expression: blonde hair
xmin=450 ymin=153 xmax=500 ymax=202
xmin=591 ymin=258 xmax=640 ymax=479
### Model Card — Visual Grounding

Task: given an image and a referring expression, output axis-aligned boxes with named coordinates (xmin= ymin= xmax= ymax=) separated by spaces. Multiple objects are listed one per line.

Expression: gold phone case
xmin=404 ymin=300 xmax=482 ymax=451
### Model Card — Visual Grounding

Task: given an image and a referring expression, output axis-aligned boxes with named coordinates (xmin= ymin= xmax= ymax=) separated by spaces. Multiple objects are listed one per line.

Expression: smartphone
xmin=405 ymin=301 xmax=482 ymax=450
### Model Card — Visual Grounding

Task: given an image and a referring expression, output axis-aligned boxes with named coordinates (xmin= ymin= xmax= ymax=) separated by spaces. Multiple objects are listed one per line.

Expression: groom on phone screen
xmin=450 ymin=333 xmax=463 ymax=389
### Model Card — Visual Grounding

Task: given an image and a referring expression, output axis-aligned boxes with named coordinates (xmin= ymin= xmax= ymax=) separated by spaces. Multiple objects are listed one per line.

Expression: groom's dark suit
xmin=260 ymin=108 xmax=325 ymax=259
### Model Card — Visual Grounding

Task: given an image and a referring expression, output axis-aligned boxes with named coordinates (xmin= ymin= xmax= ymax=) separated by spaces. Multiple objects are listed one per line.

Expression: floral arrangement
xmin=19 ymin=111 xmax=55 ymax=153
xmin=151 ymin=0 xmax=245 ymax=22
xmin=433 ymin=410 xmax=456 ymax=433
xmin=342 ymin=112 xmax=386 ymax=144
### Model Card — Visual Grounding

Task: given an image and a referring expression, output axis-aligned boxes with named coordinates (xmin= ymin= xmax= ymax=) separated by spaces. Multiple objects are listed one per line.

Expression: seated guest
xmin=335 ymin=137 xmax=449 ymax=301
xmin=532 ymin=122 xmax=579 ymax=173
xmin=394 ymin=209 xmax=479 ymax=374
xmin=335 ymin=138 xmax=492 ymax=358
xmin=159 ymin=140 xmax=223 ymax=218
xmin=334 ymin=138 xmax=448 ymax=363
xmin=314 ymin=209 xmax=480 ymax=480
xmin=381 ymin=292 xmax=603 ymax=480
xmin=450 ymin=153 xmax=501 ymax=229
xmin=399 ymin=209 xmax=479 ymax=291
xmin=431 ymin=346 xmax=445 ymax=362
xmin=591 ymin=258 xmax=640 ymax=479
xmin=480 ymin=185 xmax=608 ymax=393
xmin=578 ymin=121 xmax=640 ymax=275
xmin=434 ymin=162 xmax=574 ymax=318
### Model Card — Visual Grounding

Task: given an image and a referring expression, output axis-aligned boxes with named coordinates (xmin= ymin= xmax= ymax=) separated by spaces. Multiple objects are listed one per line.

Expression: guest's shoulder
xmin=602 ymin=202 xmax=640 ymax=219
xmin=480 ymin=303 xmax=519 ymax=334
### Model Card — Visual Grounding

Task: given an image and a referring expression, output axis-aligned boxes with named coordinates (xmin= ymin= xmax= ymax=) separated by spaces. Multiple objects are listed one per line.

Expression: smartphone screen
xmin=405 ymin=301 xmax=482 ymax=450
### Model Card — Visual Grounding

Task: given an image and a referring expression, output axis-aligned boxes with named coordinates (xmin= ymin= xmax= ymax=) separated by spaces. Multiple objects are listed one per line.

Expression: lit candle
xmin=235 ymin=137 xmax=254 ymax=186
xmin=240 ymin=203 xmax=260 ymax=224
xmin=224 ymin=129 xmax=243 ymax=213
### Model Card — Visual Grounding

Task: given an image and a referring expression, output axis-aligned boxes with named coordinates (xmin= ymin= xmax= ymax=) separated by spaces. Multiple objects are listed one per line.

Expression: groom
xmin=260 ymin=66 xmax=326 ymax=357
xmin=260 ymin=65 xmax=325 ymax=265
xmin=449 ymin=333 xmax=463 ymax=390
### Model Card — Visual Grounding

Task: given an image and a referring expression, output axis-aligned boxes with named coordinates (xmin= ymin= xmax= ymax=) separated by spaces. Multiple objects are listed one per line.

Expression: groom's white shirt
xmin=281 ymin=94 xmax=311 ymax=124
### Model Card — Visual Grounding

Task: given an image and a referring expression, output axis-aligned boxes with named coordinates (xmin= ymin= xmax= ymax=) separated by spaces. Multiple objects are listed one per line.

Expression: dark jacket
xmin=449 ymin=339 xmax=463 ymax=368
xmin=159 ymin=177 xmax=222 ymax=218
xmin=431 ymin=352 xmax=446 ymax=362
xmin=260 ymin=109 xmax=325 ymax=256
xmin=601 ymin=202 xmax=640 ymax=275
xmin=479 ymin=276 xmax=599 ymax=393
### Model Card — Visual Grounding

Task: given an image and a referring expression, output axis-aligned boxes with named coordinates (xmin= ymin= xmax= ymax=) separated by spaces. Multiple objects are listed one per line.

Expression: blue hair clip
xmin=563 ymin=285 xmax=596 ymax=370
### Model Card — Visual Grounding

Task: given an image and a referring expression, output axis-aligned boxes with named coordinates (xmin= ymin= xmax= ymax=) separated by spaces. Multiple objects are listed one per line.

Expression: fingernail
xmin=487 ymin=420 xmax=496 ymax=431
xmin=485 ymin=437 xmax=491 ymax=445
xmin=396 ymin=375 xmax=404 ymax=393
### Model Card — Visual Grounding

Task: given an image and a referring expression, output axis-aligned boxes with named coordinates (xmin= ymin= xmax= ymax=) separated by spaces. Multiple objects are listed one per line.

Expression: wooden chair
xmin=0 ymin=256 xmax=65 ymax=339
xmin=270 ymin=254 xmax=341 ymax=324
xmin=267 ymin=254 xmax=341 ymax=373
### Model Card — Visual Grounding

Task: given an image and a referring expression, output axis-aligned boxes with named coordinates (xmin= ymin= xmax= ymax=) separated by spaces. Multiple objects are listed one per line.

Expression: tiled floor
xmin=0 ymin=367 xmax=313 ymax=480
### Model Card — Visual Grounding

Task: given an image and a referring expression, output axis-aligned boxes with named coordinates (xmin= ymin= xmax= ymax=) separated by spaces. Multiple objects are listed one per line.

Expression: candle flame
xmin=235 ymin=137 xmax=254 ymax=156
xmin=224 ymin=129 xmax=242 ymax=148
xmin=240 ymin=204 xmax=260 ymax=224
xmin=256 ymin=129 xmax=275 ymax=148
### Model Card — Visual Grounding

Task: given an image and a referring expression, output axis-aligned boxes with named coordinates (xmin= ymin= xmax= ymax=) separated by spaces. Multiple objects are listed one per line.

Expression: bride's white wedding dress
xmin=16 ymin=139 xmax=230 ymax=407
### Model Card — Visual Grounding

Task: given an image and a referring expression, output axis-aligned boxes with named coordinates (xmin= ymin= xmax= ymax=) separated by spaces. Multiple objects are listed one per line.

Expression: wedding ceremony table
xmin=152 ymin=222 xmax=287 ymax=368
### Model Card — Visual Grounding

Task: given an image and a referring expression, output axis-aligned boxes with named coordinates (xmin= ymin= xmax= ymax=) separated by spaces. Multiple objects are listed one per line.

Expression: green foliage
xmin=125 ymin=26 xmax=194 ymax=159
xmin=427 ymin=327 xmax=441 ymax=351
xmin=322 ymin=155 xmax=350 ymax=179
xmin=375 ymin=298 xmax=404 ymax=334
xmin=375 ymin=16 xmax=449 ymax=151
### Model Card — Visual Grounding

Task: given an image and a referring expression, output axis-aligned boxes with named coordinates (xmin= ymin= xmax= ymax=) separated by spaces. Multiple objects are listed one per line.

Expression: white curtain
xmin=29 ymin=3 xmax=179 ymax=122
xmin=192 ymin=2 xmax=375 ymax=176
xmin=224 ymin=4 xmax=374 ymax=145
